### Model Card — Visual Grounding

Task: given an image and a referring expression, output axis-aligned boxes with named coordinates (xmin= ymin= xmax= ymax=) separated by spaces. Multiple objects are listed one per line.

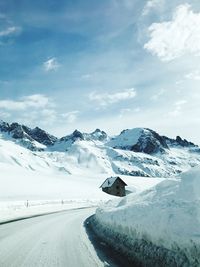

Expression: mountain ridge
xmin=0 ymin=120 xmax=197 ymax=152
xmin=0 ymin=120 xmax=199 ymax=178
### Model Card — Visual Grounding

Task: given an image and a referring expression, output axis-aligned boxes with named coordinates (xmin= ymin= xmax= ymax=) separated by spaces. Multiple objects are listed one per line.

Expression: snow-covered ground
xmin=0 ymin=200 xmax=94 ymax=224
xmin=0 ymin=134 xmax=166 ymax=223
xmin=95 ymin=166 xmax=200 ymax=266
xmin=0 ymin=138 xmax=164 ymax=223
xmin=0 ymin=160 xmax=165 ymax=223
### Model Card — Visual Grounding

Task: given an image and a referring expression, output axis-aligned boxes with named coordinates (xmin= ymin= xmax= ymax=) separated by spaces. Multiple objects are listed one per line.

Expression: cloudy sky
xmin=0 ymin=0 xmax=200 ymax=144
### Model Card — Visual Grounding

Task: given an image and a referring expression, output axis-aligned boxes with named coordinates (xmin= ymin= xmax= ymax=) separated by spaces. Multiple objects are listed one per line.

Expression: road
xmin=0 ymin=208 xmax=116 ymax=267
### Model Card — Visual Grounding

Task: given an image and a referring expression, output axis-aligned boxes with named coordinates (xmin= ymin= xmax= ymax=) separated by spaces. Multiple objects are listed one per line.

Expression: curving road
xmin=0 ymin=208 xmax=117 ymax=267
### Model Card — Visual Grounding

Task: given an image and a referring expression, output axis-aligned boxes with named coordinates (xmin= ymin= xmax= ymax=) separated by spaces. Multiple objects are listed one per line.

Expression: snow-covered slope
xmin=107 ymin=128 xmax=144 ymax=149
xmin=0 ymin=137 xmax=165 ymax=204
xmin=0 ymin=120 xmax=200 ymax=178
xmin=94 ymin=167 xmax=200 ymax=266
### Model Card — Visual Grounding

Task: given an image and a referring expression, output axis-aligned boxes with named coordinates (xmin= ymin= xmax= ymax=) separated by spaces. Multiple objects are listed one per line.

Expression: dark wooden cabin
xmin=100 ymin=176 xmax=127 ymax=197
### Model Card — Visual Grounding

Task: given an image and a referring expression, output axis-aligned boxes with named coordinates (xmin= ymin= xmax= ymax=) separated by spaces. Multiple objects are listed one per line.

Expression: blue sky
xmin=0 ymin=0 xmax=200 ymax=144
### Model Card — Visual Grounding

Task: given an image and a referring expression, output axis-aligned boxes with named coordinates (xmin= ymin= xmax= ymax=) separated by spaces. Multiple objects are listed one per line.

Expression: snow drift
xmin=94 ymin=167 xmax=200 ymax=267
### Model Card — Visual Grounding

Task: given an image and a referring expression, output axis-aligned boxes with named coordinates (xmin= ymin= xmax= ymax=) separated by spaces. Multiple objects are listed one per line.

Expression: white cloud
xmin=89 ymin=88 xmax=136 ymax=107
xmin=41 ymin=109 xmax=56 ymax=117
xmin=119 ymin=108 xmax=131 ymax=118
xmin=0 ymin=111 xmax=10 ymax=119
xmin=43 ymin=57 xmax=60 ymax=72
xmin=185 ymin=70 xmax=200 ymax=80
xmin=61 ymin=111 xmax=79 ymax=123
xmin=142 ymin=0 xmax=164 ymax=16
xmin=151 ymin=88 xmax=165 ymax=101
xmin=144 ymin=4 xmax=200 ymax=61
xmin=175 ymin=80 xmax=184 ymax=85
xmin=134 ymin=107 xmax=141 ymax=113
xmin=175 ymin=100 xmax=187 ymax=106
xmin=0 ymin=95 xmax=58 ymax=127
xmin=21 ymin=108 xmax=57 ymax=127
xmin=81 ymin=74 xmax=93 ymax=80
xmin=119 ymin=107 xmax=141 ymax=118
xmin=0 ymin=94 xmax=50 ymax=111
xmin=0 ymin=26 xmax=21 ymax=37
xmin=169 ymin=100 xmax=187 ymax=117
xmin=22 ymin=94 xmax=50 ymax=108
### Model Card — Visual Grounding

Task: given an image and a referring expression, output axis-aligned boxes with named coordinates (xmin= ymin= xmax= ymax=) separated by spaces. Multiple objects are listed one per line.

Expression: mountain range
xmin=0 ymin=120 xmax=199 ymax=178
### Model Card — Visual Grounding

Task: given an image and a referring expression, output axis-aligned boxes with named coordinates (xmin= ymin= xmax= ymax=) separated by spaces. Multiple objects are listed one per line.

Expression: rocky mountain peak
xmin=72 ymin=130 xmax=84 ymax=140
xmin=107 ymin=128 xmax=169 ymax=154
xmin=90 ymin=128 xmax=108 ymax=141
xmin=131 ymin=128 xmax=169 ymax=154
xmin=0 ymin=120 xmax=10 ymax=132
xmin=0 ymin=120 xmax=57 ymax=149
xmin=163 ymin=135 xmax=196 ymax=148
xmin=8 ymin=122 xmax=32 ymax=140
xmin=175 ymin=136 xmax=196 ymax=147
xmin=30 ymin=126 xmax=57 ymax=146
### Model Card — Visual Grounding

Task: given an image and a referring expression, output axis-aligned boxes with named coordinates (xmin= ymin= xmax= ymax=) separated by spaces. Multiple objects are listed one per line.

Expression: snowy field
xmin=0 ymin=137 xmax=166 ymax=223
xmin=0 ymin=162 xmax=107 ymax=222
xmin=0 ymin=161 xmax=165 ymax=223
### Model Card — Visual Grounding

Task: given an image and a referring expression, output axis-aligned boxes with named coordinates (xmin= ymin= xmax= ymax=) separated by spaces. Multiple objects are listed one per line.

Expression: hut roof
xmin=100 ymin=176 xmax=127 ymax=188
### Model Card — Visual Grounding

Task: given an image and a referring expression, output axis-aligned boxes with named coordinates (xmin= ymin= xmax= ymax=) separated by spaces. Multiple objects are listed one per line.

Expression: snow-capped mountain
xmin=107 ymin=128 xmax=197 ymax=153
xmin=0 ymin=120 xmax=199 ymax=177
xmin=51 ymin=129 xmax=108 ymax=152
xmin=0 ymin=120 xmax=57 ymax=150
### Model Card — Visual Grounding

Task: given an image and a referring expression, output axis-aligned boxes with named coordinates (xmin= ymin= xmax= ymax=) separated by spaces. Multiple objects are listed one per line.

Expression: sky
xmin=0 ymin=0 xmax=200 ymax=144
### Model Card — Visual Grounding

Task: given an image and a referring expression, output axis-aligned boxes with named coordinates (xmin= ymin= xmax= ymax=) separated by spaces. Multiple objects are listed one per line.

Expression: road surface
xmin=0 ymin=208 xmax=116 ymax=267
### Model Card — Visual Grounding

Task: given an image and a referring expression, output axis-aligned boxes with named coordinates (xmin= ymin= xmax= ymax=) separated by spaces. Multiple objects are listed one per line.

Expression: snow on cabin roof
xmin=100 ymin=176 xmax=127 ymax=188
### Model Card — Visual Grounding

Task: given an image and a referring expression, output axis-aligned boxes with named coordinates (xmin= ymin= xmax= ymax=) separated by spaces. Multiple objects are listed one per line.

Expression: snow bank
xmin=94 ymin=167 xmax=200 ymax=266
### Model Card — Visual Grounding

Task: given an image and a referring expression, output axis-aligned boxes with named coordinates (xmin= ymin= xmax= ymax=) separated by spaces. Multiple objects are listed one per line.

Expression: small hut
xmin=100 ymin=176 xmax=127 ymax=197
